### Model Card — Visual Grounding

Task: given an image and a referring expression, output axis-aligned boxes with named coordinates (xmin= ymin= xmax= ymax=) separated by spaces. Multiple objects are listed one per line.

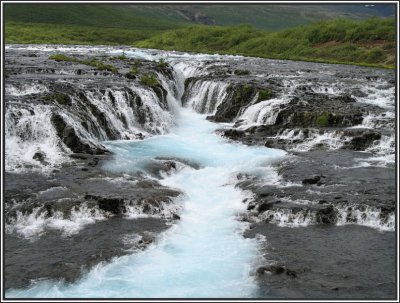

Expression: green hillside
xmin=135 ymin=4 xmax=395 ymax=31
xmin=137 ymin=18 xmax=395 ymax=68
xmin=4 ymin=4 xmax=395 ymax=31
xmin=4 ymin=4 xmax=188 ymax=30
xmin=4 ymin=4 xmax=396 ymax=68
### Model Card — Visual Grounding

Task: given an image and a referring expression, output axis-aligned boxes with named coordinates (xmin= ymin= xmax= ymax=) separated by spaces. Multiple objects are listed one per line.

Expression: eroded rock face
xmin=4 ymin=153 xmax=183 ymax=290
xmin=4 ymin=46 xmax=395 ymax=297
xmin=4 ymin=47 xmax=185 ymax=291
xmin=181 ymin=55 xmax=393 ymax=156
xmin=343 ymin=130 xmax=382 ymax=151
xmin=212 ymin=83 xmax=259 ymax=122
xmin=5 ymin=48 xmax=174 ymax=166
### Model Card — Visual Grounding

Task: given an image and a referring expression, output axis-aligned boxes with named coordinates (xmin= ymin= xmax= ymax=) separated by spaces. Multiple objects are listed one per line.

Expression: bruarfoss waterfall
xmin=5 ymin=45 xmax=396 ymax=299
xmin=6 ymin=51 xmax=285 ymax=298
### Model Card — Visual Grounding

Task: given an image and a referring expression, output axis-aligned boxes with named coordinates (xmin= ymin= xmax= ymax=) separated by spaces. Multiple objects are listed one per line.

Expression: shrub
xmin=140 ymin=74 xmax=159 ymax=87
xmin=125 ymin=66 xmax=139 ymax=79
xmin=258 ymin=88 xmax=273 ymax=101
xmin=157 ymin=58 xmax=168 ymax=69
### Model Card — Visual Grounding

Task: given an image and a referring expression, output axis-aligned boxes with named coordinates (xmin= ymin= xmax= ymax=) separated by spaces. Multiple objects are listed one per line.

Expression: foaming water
xmin=7 ymin=109 xmax=285 ymax=298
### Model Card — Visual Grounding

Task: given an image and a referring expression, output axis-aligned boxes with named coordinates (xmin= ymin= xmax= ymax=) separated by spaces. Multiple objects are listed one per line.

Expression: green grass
xmin=5 ymin=21 xmax=162 ymax=45
xmin=4 ymin=4 xmax=188 ymax=30
xmin=49 ymin=54 xmax=118 ymax=73
xmin=140 ymin=74 xmax=160 ymax=87
xmin=316 ymin=112 xmax=330 ymax=126
xmin=5 ymin=4 xmax=394 ymax=33
xmin=157 ymin=58 xmax=168 ymax=69
xmin=4 ymin=4 xmax=395 ymax=69
xmin=258 ymin=89 xmax=273 ymax=101
xmin=136 ymin=18 xmax=395 ymax=68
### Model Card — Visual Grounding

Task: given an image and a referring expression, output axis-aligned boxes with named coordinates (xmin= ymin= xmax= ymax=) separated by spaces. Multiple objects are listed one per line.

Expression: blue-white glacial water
xmin=7 ymin=108 xmax=285 ymax=298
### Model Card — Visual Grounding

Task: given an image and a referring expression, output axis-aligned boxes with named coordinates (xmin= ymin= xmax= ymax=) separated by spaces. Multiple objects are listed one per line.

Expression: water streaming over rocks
xmin=4 ymin=45 xmax=396 ymax=299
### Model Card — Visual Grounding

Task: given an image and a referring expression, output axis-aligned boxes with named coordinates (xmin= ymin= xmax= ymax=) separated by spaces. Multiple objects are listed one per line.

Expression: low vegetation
xmin=157 ymin=58 xmax=168 ymax=69
xmin=49 ymin=54 xmax=118 ymax=73
xmin=43 ymin=92 xmax=72 ymax=106
xmin=258 ymin=89 xmax=273 ymax=101
xmin=6 ymin=16 xmax=395 ymax=68
xmin=5 ymin=22 xmax=159 ymax=45
xmin=234 ymin=69 xmax=250 ymax=76
xmin=136 ymin=18 xmax=395 ymax=68
xmin=140 ymin=74 xmax=160 ymax=87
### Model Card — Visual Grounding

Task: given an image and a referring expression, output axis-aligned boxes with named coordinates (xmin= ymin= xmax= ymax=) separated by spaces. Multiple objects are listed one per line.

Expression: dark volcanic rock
xmin=344 ymin=130 xmax=381 ymax=151
xmin=257 ymin=265 xmax=286 ymax=276
xmin=316 ymin=205 xmax=338 ymax=224
xmin=32 ymin=151 xmax=46 ymax=163
xmin=51 ymin=113 xmax=103 ymax=154
xmin=245 ymin=224 xmax=396 ymax=299
xmin=212 ymin=83 xmax=259 ymax=122
xmin=85 ymin=195 xmax=126 ymax=215
xmin=5 ymin=217 xmax=168 ymax=290
xmin=302 ymin=175 xmax=321 ymax=185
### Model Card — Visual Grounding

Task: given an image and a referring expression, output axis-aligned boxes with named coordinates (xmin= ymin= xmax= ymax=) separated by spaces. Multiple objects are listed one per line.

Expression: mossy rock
xmin=125 ymin=65 xmax=139 ymax=79
xmin=316 ymin=112 xmax=330 ymax=126
xmin=258 ymin=88 xmax=273 ymax=101
xmin=234 ymin=69 xmax=250 ymax=76
xmin=44 ymin=92 xmax=72 ymax=106
xmin=140 ymin=74 xmax=160 ymax=87
xmin=213 ymin=83 xmax=258 ymax=122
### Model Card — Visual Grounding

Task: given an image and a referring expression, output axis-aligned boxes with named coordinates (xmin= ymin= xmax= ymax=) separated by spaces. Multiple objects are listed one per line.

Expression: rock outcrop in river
xmin=4 ymin=45 xmax=396 ymax=298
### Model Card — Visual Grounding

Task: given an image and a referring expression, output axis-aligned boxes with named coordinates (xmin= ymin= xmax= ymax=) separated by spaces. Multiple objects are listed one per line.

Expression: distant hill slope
xmin=3 ymin=4 xmax=189 ymax=30
xmin=4 ymin=4 xmax=396 ymax=68
xmin=4 ymin=3 xmax=396 ymax=31
xmin=134 ymin=4 xmax=395 ymax=30
xmin=136 ymin=18 xmax=396 ymax=68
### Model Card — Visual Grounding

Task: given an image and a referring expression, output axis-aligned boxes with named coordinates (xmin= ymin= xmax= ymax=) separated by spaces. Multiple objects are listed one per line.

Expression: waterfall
xmin=183 ymin=80 xmax=230 ymax=114
xmin=5 ymin=79 xmax=176 ymax=172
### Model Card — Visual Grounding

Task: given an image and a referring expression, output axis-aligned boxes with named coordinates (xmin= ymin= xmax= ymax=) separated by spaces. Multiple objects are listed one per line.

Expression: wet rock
xmin=33 ymin=151 xmax=46 ymax=163
xmin=286 ymin=269 xmax=297 ymax=278
xmin=247 ymin=204 xmax=256 ymax=211
xmin=257 ymin=202 xmax=276 ymax=213
xmin=43 ymin=92 xmax=72 ymax=106
xmin=85 ymin=195 xmax=126 ymax=215
xmin=154 ymin=157 xmax=201 ymax=170
xmin=335 ymin=94 xmax=356 ymax=103
xmin=257 ymin=265 xmax=286 ymax=276
xmin=223 ymin=128 xmax=245 ymax=139
xmin=316 ymin=205 xmax=338 ymax=224
xmin=51 ymin=113 xmax=107 ymax=154
xmin=144 ymin=160 xmax=178 ymax=178
xmin=139 ymin=232 xmax=155 ymax=246
xmin=234 ymin=69 xmax=250 ymax=75
xmin=344 ymin=130 xmax=381 ymax=151
xmin=302 ymin=176 xmax=321 ymax=185
xmin=212 ymin=83 xmax=258 ymax=122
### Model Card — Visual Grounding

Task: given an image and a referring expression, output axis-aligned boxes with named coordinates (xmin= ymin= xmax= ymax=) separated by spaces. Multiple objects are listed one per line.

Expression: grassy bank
xmin=136 ymin=18 xmax=395 ymax=69
xmin=5 ymin=17 xmax=395 ymax=68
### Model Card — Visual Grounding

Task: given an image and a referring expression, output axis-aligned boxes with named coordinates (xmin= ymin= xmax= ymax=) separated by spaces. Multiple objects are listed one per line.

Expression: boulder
xmin=316 ymin=205 xmax=338 ymax=224
xmin=345 ymin=130 xmax=381 ymax=151
xmin=302 ymin=176 xmax=321 ymax=185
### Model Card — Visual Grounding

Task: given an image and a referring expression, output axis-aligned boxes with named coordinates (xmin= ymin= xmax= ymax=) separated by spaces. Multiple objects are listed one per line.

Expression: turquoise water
xmin=7 ymin=109 xmax=285 ymax=298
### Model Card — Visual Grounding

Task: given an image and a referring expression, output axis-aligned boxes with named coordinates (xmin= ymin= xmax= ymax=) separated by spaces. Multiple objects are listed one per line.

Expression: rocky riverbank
xmin=4 ymin=45 xmax=396 ymax=298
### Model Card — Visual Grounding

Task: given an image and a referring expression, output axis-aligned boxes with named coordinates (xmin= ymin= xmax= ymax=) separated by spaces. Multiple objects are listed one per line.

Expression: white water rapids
xmin=5 ymin=45 xmax=395 ymax=298
xmin=6 ymin=57 xmax=285 ymax=297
